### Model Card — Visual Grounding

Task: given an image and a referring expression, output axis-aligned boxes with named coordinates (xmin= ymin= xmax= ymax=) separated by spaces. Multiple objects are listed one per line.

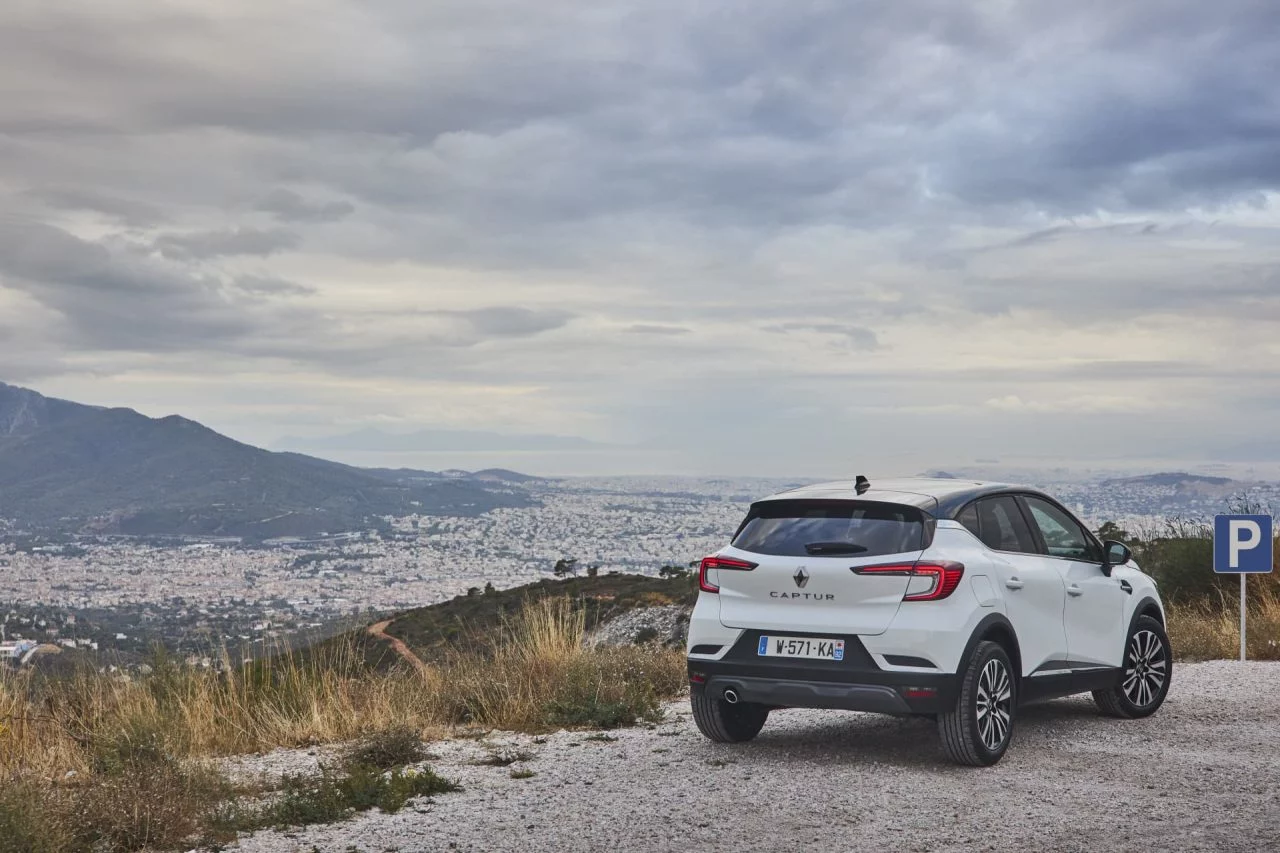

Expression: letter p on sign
xmin=1214 ymin=514 xmax=1274 ymax=574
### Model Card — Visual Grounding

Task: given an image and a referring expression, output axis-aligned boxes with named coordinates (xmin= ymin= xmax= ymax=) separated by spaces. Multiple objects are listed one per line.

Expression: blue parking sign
xmin=1214 ymin=515 xmax=1274 ymax=574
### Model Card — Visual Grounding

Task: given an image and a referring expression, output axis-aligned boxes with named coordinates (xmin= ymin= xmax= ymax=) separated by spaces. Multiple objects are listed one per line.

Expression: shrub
xmin=0 ymin=780 xmax=74 ymax=853
xmin=342 ymin=724 xmax=428 ymax=772
xmin=475 ymin=747 xmax=533 ymax=767
xmin=228 ymin=763 xmax=459 ymax=831
xmin=74 ymin=759 xmax=230 ymax=852
xmin=89 ymin=716 xmax=174 ymax=777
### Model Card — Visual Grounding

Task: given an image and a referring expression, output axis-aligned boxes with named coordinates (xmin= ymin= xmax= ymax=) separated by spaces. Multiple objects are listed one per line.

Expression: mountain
xmin=0 ymin=382 xmax=96 ymax=437
xmin=469 ymin=468 xmax=546 ymax=483
xmin=1102 ymin=472 xmax=1235 ymax=487
xmin=275 ymin=425 xmax=603 ymax=453
xmin=0 ymin=382 xmax=534 ymax=538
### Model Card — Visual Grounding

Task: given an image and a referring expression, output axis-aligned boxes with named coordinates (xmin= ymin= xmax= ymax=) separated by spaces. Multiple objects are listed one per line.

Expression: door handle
xmin=1067 ymin=584 xmax=1083 ymax=597
xmin=1119 ymin=580 xmax=1133 ymax=595
xmin=1005 ymin=578 xmax=1024 ymax=591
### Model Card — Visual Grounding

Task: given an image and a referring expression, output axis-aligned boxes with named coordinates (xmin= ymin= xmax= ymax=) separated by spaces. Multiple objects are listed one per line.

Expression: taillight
xmin=852 ymin=561 xmax=965 ymax=601
xmin=698 ymin=555 xmax=758 ymax=593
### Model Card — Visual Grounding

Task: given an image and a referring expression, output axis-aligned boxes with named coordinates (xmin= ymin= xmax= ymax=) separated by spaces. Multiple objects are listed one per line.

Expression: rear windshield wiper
xmin=803 ymin=541 xmax=868 ymax=555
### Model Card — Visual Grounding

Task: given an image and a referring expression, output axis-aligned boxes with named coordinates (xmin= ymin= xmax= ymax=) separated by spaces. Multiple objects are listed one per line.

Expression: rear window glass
xmin=731 ymin=500 xmax=927 ymax=558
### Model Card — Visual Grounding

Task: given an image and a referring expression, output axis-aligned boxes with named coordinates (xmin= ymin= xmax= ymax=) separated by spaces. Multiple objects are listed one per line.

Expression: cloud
xmin=154 ymin=227 xmax=300 ymax=260
xmin=983 ymin=394 xmax=1158 ymax=415
xmin=256 ymin=188 xmax=355 ymax=223
xmin=445 ymin=307 xmax=574 ymax=338
xmin=764 ymin=322 xmax=879 ymax=350
xmin=2 ymin=0 xmax=1280 ymax=473
xmin=0 ymin=220 xmax=263 ymax=351
xmin=27 ymin=188 xmax=164 ymax=227
xmin=233 ymin=275 xmax=317 ymax=298
xmin=623 ymin=324 xmax=692 ymax=336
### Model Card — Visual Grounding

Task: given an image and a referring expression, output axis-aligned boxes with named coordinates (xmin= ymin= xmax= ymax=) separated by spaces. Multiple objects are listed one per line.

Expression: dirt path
xmin=366 ymin=619 xmax=432 ymax=677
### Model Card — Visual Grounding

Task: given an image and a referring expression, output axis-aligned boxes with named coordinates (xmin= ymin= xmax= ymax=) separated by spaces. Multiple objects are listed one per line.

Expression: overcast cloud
xmin=1 ymin=0 xmax=1278 ymax=476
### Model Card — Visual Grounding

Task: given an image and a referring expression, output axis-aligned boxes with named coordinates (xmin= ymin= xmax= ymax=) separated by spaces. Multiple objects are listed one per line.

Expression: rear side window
xmin=731 ymin=500 xmax=926 ymax=558
xmin=973 ymin=496 xmax=1038 ymax=554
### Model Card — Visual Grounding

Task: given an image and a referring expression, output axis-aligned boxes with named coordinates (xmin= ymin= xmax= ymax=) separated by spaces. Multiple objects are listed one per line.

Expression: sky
xmin=1 ymin=0 xmax=1279 ymax=477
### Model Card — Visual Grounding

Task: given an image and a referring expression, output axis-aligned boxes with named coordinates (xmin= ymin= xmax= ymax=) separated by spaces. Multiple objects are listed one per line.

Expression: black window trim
xmin=963 ymin=494 xmax=1041 ymax=557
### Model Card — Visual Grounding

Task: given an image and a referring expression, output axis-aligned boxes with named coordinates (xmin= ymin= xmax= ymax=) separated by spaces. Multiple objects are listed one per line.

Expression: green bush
xmin=229 ymin=763 xmax=460 ymax=831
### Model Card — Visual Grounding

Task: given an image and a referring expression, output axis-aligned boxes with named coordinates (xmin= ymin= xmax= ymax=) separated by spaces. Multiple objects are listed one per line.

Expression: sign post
xmin=1213 ymin=514 xmax=1274 ymax=662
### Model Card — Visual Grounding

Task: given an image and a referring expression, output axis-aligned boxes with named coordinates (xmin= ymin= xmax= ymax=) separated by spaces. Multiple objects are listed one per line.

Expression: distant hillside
xmin=0 ymin=382 xmax=534 ymax=538
xmin=469 ymin=468 xmax=547 ymax=483
xmin=341 ymin=573 xmax=697 ymax=668
xmin=0 ymin=382 xmax=96 ymax=437
xmin=1103 ymin=472 xmax=1235 ymax=487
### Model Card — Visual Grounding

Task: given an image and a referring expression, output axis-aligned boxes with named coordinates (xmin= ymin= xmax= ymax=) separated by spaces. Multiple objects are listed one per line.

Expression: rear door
xmin=961 ymin=496 xmax=1069 ymax=675
xmin=714 ymin=499 xmax=926 ymax=636
xmin=1019 ymin=495 xmax=1126 ymax=668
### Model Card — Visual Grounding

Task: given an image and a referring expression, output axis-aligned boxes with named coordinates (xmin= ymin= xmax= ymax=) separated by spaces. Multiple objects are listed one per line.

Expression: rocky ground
xmin=585 ymin=604 xmax=690 ymax=648
xmin=212 ymin=661 xmax=1280 ymax=853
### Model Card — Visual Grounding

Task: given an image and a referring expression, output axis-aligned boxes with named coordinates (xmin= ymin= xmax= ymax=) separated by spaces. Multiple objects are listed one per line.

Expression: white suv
xmin=686 ymin=477 xmax=1171 ymax=766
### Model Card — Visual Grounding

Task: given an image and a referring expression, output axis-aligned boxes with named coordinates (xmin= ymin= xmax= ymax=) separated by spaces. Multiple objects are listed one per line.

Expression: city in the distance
xmin=3 ymin=380 xmax=1274 ymax=663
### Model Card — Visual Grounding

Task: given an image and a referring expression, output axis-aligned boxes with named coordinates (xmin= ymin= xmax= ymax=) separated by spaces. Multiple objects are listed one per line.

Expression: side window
xmin=1022 ymin=497 xmax=1099 ymax=562
xmin=956 ymin=502 xmax=980 ymax=540
xmin=974 ymin=496 xmax=1039 ymax=554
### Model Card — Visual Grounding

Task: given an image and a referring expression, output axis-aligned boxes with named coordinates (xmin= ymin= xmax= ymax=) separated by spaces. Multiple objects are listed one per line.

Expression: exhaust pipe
xmin=722 ymin=688 xmax=740 ymax=704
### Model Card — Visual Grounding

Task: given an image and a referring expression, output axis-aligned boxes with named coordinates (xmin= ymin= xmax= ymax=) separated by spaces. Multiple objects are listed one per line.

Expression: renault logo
xmin=793 ymin=567 xmax=810 ymax=589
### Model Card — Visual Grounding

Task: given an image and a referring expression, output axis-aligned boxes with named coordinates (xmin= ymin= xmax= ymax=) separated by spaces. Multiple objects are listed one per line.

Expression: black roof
xmin=758 ymin=477 xmax=1053 ymax=519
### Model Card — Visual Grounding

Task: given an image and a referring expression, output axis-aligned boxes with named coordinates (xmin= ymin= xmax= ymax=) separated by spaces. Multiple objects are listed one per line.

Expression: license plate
xmin=757 ymin=636 xmax=845 ymax=661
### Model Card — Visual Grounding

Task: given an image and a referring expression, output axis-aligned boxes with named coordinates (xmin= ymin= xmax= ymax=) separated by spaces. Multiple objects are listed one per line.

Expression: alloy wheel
xmin=1123 ymin=629 xmax=1167 ymax=708
xmin=975 ymin=658 xmax=1012 ymax=751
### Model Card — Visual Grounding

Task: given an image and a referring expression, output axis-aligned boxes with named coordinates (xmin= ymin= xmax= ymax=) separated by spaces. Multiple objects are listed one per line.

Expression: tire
xmin=938 ymin=641 xmax=1016 ymax=766
xmin=690 ymin=690 xmax=769 ymax=743
xmin=1093 ymin=615 xmax=1172 ymax=719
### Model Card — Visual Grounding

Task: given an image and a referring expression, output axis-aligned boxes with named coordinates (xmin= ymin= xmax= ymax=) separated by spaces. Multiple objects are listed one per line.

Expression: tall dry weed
xmin=0 ymin=597 xmax=685 ymax=782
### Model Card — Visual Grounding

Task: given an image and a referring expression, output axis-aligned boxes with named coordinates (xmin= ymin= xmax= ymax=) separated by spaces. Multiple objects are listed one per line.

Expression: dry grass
xmin=0 ymin=597 xmax=685 ymax=850
xmin=0 ymin=596 xmax=685 ymax=781
xmin=1166 ymin=585 xmax=1280 ymax=661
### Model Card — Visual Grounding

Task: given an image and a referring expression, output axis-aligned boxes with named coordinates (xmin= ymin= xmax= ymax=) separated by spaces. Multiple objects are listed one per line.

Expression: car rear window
xmin=731 ymin=500 xmax=927 ymax=558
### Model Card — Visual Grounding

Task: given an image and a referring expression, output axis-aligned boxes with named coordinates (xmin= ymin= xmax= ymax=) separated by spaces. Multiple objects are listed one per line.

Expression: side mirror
xmin=1103 ymin=540 xmax=1131 ymax=573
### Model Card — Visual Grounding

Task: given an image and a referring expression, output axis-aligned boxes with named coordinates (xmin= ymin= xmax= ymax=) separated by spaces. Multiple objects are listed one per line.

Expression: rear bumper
xmin=703 ymin=674 xmax=922 ymax=714
xmin=687 ymin=630 xmax=958 ymax=715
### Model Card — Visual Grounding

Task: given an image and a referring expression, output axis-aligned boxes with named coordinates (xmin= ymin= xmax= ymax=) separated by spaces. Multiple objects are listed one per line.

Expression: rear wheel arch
xmin=960 ymin=613 xmax=1022 ymax=682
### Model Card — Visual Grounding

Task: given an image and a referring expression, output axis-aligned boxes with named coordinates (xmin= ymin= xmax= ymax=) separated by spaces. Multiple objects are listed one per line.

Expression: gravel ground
xmin=217 ymin=661 xmax=1280 ymax=853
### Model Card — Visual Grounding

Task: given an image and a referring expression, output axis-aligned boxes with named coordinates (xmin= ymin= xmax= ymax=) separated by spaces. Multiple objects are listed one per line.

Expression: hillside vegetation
xmin=1101 ymin=517 xmax=1280 ymax=660
xmin=370 ymin=573 xmax=697 ymax=664
xmin=0 ymin=592 xmax=687 ymax=851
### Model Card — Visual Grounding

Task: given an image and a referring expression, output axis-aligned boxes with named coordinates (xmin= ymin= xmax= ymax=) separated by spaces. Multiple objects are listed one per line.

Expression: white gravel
xmin=215 ymin=661 xmax=1280 ymax=853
